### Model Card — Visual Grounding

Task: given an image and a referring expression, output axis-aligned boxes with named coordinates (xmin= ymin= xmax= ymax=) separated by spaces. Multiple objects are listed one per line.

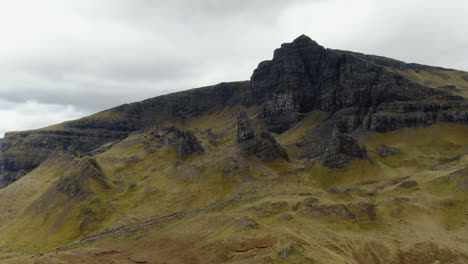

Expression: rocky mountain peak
xmin=289 ymin=34 xmax=323 ymax=48
xmin=0 ymin=35 xmax=467 ymax=188
xmin=250 ymin=34 xmax=466 ymax=134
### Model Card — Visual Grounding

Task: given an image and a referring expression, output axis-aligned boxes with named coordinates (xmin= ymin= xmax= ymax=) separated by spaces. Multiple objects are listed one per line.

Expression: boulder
xmin=302 ymin=197 xmax=319 ymax=206
xmin=277 ymin=214 xmax=294 ymax=221
xmin=377 ymin=144 xmax=399 ymax=158
xmin=398 ymin=180 xmax=418 ymax=189
xmin=234 ymin=216 xmax=259 ymax=231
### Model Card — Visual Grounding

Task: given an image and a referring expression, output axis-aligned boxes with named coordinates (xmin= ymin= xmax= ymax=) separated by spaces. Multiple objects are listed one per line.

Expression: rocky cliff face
xmin=323 ymin=128 xmax=367 ymax=168
xmin=152 ymin=126 xmax=204 ymax=157
xmin=249 ymin=35 xmax=468 ymax=134
xmin=237 ymin=109 xmax=289 ymax=161
xmin=237 ymin=109 xmax=256 ymax=142
xmin=55 ymin=156 xmax=109 ymax=200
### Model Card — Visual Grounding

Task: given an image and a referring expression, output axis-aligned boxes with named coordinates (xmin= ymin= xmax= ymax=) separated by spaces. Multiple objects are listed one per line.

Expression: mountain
xmin=0 ymin=35 xmax=467 ymax=264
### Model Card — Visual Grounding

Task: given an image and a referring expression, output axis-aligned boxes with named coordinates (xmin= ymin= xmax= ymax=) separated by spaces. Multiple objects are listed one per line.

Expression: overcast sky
xmin=0 ymin=0 xmax=467 ymax=137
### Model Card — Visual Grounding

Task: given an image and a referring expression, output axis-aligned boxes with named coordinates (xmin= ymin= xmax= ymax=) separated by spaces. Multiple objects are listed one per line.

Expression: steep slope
xmin=0 ymin=35 xmax=467 ymax=264
xmin=0 ymin=81 xmax=248 ymax=188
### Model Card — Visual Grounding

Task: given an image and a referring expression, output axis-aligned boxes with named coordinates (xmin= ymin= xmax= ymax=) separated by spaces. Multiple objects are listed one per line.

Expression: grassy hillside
xmin=0 ymin=38 xmax=467 ymax=263
xmin=0 ymin=102 xmax=467 ymax=263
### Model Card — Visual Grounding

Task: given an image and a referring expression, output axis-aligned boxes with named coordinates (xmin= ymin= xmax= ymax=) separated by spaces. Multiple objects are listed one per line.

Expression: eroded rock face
xmin=357 ymin=202 xmax=377 ymax=221
xmin=323 ymin=128 xmax=367 ymax=168
xmin=250 ymin=34 xmax=467 ymax=134
xmin=237 ymin=109 xmax=256 ymax=142
xmin=153 ymin=126 xmax=204 ymax=157
xmin=56 ymin=156 xmax=109 ymax=199
xmin=236 ymin=110 xmax=289 ymax=161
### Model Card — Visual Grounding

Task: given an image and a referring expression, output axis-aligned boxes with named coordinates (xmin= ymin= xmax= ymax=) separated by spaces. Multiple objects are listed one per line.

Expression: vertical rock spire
xmin=237 ymin=108 xmax=255 ymax=142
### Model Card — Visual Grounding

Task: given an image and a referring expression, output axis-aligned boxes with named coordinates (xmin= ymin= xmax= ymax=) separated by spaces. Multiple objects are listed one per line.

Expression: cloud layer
xmin=0 ymin=0 xmax=467 ymax=136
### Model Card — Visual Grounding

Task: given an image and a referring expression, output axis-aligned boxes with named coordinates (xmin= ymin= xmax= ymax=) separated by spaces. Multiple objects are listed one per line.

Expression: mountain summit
xmin=0 ymin=35 xmax=467 ymax=263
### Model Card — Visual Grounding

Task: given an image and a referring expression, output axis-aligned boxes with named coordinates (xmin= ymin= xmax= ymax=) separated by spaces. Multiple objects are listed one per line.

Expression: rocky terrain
xmin=0 ymin=35 xmax=467 ymax=264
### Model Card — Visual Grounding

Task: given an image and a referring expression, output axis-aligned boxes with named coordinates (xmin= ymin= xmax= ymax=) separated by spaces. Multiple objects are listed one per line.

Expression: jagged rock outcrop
xmin=363 ymin=102 xmax=468 ymax=132
xmin=249 ymin=34 xmax=467 ymax=134
xmin=56 ymin=156 xmax=109 ymax=199
xmin=357 ymin=202 xmax=377 ymax=221
xmin=153 ymin=126 xmax=204 ymax=157
xmin=236 ymin=110 xmax=289 ymax=161
xmin=298 ymin=121 xmax=366 ymax=167
xmin=323 ymin=128 xmax=367 ymax=168
xmin=0 ymin=127 xmax=131 ymax=189
xmin=237 ymin=109 xmax=256 ymax=142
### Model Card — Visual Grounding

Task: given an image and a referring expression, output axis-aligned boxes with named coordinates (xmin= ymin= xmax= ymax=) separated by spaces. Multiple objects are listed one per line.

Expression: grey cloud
xmin=0 ymin=0 xmax=467 ymax=137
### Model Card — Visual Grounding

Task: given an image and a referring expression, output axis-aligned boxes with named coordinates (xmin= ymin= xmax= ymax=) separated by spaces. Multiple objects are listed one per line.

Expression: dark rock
xmin=152 ymin=126 xmax=204 ymax=157
xmin=299 ymin=118 xmax=368 ymax=167
xmin=237 ymin=109 xmax=256 ymax=142
xmin=392 ymin=176 xmax=411 ymax=185
xmin=327 ymin=187 xmax=342 ymax=194
xmin=174 ymin=131 xmax=204 ymax=157
xmin=278 ymin=246 xmax=294 ymax=259
xmin=234 ymin=216 xmax=259 ymax=231
xmin=358 ymin=202 xmax=377 ymax=221
xmin=237 ymin=111 xmax=289 ymax=161
xmin=249 ymin=35 xmax=461 ymax=135
xmin=277 ymin=214 xmax=293 ymax=221
xmin=292 ymin=202 xmax=301 ymax=211
xmin=377 ymin=144 xmax=399 ymax=158
xmin=295 ymin=141 xmax=304 ymax=147
xmin=240 ymin=133 xmax=289 ymax=161
xmin=56 ymin=157 xmax=109 ymax=199
xmin=323 ymin=128 xmax=367 ymax=168
xmin=277 ymin=245 xmax=309 ymax=261
xmin=302 ymin=197 xmax=319 ymax=206
xmin=398 ymin=180 xmax=418 ymax=189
